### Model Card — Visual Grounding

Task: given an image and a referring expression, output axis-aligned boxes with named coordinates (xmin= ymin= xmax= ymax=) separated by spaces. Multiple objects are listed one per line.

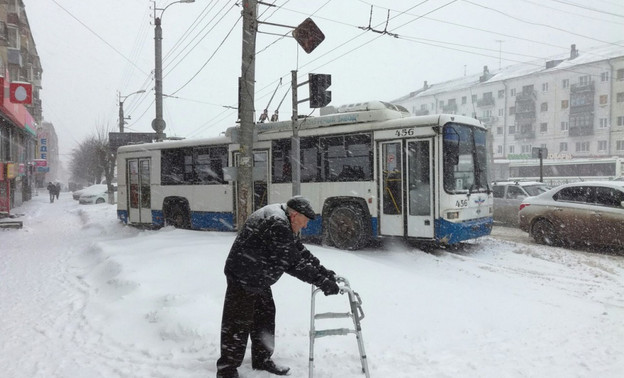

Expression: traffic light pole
xmin=291 ymin=70 xmax=300 ymax=196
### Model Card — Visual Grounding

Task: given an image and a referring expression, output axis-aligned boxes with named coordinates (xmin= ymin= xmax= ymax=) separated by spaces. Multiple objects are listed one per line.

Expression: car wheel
xmin=531 ymin=219 xmax=559 ymax=246
xmin=326 ymin=204 xmax=369 ymax=250
xmin=95 ymin=198 xmax=105 ymax=204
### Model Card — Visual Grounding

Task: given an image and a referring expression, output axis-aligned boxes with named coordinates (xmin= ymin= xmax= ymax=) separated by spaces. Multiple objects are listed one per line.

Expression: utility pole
xmin=237 ymin=0 xmax=257 ymax=228
xmin=152 ymin=16 xmax=166 ymax=141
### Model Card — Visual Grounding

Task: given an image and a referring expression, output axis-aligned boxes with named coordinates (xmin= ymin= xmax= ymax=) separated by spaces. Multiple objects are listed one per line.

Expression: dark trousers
xmin=216 ymin=280 xmax=276 ymax=375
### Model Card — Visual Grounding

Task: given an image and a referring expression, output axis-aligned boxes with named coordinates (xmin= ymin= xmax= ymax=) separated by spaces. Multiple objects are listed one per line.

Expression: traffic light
xmin=309 ymin=73 xmax=331 ymax=108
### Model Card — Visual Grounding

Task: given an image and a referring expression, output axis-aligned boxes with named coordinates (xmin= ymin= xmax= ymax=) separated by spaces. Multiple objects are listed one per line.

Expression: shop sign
xmin=0 ymin=163 xmax=4 ymax=181
xmin=18 ymin=163 xmax=25 ymax=176
xmin=34 ymin=159 xmax=47 ymax=167
xmin=6 ymin=163 xmax=17 ymax=179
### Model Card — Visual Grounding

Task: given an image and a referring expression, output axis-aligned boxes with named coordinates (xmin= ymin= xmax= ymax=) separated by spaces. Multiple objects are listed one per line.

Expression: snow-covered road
xmin=1 ymin=193 xmax=623 ymax=377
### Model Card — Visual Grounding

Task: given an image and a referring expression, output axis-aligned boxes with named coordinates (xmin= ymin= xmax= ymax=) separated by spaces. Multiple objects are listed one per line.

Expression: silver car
xmin=492 ymin=181 xmax=550 ymax=225
xmin=518 ymin=181 xmax=624 ymax=248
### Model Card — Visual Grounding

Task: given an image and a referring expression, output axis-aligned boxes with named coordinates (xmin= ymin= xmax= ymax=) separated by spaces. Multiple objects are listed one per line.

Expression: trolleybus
xmin=116 ymin=101 xmax=493 ymax=249
xmin=494 ymin=157 xmax=624 ymax=186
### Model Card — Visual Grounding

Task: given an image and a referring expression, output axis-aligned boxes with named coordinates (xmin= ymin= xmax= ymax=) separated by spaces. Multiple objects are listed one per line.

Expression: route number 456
xmin=394 ymin=128 xmax=415 ymax=137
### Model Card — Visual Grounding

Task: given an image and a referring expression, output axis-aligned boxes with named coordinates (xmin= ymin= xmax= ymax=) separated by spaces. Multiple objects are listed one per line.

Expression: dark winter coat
xmin=224 ymin=203 xmax=327 ymax=291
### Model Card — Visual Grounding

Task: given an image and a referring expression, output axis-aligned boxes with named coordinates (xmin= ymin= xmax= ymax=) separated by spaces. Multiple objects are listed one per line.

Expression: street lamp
xmin=118 ymin=89 xmax=146 ymax=132
xmin=152 ymin=0 xmax=195 ymax=142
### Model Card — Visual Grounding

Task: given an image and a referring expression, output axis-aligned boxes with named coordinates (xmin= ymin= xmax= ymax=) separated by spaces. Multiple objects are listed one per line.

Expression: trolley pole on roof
xmin=237 ymin=0 xmax=257 ymax=228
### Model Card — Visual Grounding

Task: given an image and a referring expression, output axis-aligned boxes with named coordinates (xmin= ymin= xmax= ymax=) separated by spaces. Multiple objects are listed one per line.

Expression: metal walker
xmin=309 ymin=276 xmax=370 ymax=378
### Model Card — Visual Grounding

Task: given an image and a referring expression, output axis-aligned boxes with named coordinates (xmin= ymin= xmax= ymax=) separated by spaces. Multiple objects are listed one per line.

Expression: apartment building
xmin=0 ymin=0 xmax=44 ymax=213
xmin=393 ymin=44 xmax=624 ymax=168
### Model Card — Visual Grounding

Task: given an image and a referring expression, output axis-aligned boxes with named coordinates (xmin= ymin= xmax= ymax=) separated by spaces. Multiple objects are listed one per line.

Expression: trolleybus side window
xmin=320 ymin=133 xmax=372 ymax=182
xmin=301 ymin=137 xmax=320 ymax=182
xmin=161 ymin=145 xmax=228 ymax=185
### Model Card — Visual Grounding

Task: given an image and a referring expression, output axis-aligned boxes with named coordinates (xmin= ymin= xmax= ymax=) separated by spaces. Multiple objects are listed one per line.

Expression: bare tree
xmin=69 ymin=125 xmax=117 ymax=203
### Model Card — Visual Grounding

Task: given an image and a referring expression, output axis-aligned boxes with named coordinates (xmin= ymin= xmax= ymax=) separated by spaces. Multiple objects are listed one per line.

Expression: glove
xmin=318 ymin=266 xmax=336 ymax=281
xmin=319 ymin=278 xmax=340 ymax=296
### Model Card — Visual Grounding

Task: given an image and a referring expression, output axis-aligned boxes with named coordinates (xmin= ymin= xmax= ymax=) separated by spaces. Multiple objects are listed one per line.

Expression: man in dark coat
xmin=216 ymin=196 xmax=339 ymax=378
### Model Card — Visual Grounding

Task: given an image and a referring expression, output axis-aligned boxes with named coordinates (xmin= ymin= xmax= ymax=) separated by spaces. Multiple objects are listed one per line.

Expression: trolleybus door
xmin=379 ymin=141 xmax=404 ymax=236
xmin=127 ymin=158 xmax=152 ymax=224
xmin=406 ymin=139 xmax=434 ymax=238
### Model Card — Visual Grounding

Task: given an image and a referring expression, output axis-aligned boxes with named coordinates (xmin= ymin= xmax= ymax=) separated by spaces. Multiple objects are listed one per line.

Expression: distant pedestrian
xmin=46 ymin=182 xmax=56 ymax=203
xmin=55 ymin=182 xmax=61 ymax=199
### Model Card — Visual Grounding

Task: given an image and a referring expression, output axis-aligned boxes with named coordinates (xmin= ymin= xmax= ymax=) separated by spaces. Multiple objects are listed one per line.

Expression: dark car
xmin=518 ymin=181 xmax=624 ymax=248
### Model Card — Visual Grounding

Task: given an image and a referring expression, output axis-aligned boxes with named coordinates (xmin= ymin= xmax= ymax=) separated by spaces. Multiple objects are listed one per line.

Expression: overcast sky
xmin=23 ymin=0 xmax=623 ymax=163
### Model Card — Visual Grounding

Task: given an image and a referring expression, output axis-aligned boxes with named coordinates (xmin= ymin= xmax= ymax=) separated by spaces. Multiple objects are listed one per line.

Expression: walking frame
xmin=309 ymin=276 xmax=370 ymax=378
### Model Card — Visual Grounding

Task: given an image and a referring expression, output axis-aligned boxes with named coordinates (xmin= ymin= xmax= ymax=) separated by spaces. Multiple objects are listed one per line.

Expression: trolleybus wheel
xmin=327 ymin=204 xmax=369 ymax=250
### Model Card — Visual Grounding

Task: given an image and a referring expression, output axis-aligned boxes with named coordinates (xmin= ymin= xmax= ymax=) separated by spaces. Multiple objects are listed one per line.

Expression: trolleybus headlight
xmin=447 ymin=211 xmax=459 ymax=220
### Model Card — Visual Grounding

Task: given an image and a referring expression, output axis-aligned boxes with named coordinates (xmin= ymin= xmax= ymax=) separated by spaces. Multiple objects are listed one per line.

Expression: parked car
xmin=492 ymin=181 xmax=550 ymax=225
xmin=518 ymin=181 xmax=624 ymax=248
xmin=75 ymin=184 xmax=117 ymax=205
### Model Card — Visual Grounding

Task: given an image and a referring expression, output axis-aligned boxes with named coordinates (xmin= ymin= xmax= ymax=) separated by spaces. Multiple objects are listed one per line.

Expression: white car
xmin=491 ymin=181 xmax=551 ymax=225
xmin=77 ymin=184 xmax=117 ymax=205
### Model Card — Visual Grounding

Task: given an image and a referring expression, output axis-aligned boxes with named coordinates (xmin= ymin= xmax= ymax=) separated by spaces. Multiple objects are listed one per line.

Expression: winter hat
xmin=287 ymin=196 xmax=316 ymax=220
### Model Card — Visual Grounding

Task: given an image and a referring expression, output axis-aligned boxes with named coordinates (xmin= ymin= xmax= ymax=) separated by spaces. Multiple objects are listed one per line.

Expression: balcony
xmin=514 ymin=130 xmax=536 ymax=140
xmin=478 ymin=116 xmax=498 ymax=125
xmin=477 ymin=97 xmax=495 ymax=107
xmin=516 ymin=90 xmax=537 ymax=101
xmin=442 ymin=103 xmax=457 ymax=113
xmin=570 ymin=81 xmax=594 ymax=93
xmin=569 ymin=126 xmax=594 ymax=137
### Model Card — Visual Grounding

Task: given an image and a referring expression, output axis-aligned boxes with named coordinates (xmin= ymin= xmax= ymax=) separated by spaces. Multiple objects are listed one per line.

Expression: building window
xmin=498 ymin=90 xmax=504 ymax=98
xmin=497 ymin=145 xmax=503 ymax=154
xmin=542 ymin=83 xmax=549 ymax=92
xmin=521 ymin=145 xmax=531 ymax=154
xmin=562 ymin=79 xmax=569 ymax=88
xmin=510 ymin=88 xmax=516 ymax=96
xmin=575 ymin=141 xmax=590 ymax=152
xmin=601 ymin=72 xmax=609 ymax=82
xmin=8 ymin=26 xmax=19 ymax=49
xmin=439 ymin=100 xmax=444 ymax=107
xmin=617 ymin=92 xmax=624 ymax=102
xmin=540 ymin=102 xmax=548 ymax=112
xmin=509 ymin=106 xmax=515 ymax=115
xmin=600 ymin=95 xmax=608 ymax=105
xmin=540 ymin=122 xmax=548 ymax=132
xmin=618 ymin=116 xmax=624 ymax=126
xmin=497 ymin=127 xmax=503 ymax=135
xmin=561 ymin=121 xmax=569 ymax=131
xmin=598 ymin=140 xmax=607 ymax=151
xmin=471 ymin=94 xmax=477 ymax=103
xmin=599 ymin=118 xmax=608 ymax=128
xmin=461 ymin=96 xmax=467 ymax=104
xmin=579 ymin=75 xmax=591 ymax=85
xmin=560 ymin=142 xmax=568 ymax=152
xmin=498 ymin=108 xmax=504 ymax=116
xmin=509 ymin=125 xmax=516 ymax=134
xmin=617 ymin=69 xmax=624 ymax=80
xmin=509 ymin=145 xmax=515 ymax=154
xmin=617 ymin=140 xmax=624 ymax=151
xmin=561 ymin=100 xmax=569 ymax=109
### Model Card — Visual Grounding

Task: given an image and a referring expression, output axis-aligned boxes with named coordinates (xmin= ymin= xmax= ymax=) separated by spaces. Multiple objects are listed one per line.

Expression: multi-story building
xmin=393 ymin=44 xmax=624 ymax=180
xmin=0 ymin=0 xmax=44 ymax=214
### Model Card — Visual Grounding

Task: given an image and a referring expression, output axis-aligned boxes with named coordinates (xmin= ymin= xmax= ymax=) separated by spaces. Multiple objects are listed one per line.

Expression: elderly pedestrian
xmin=216 ymin=196 xmax=339 ymax=378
